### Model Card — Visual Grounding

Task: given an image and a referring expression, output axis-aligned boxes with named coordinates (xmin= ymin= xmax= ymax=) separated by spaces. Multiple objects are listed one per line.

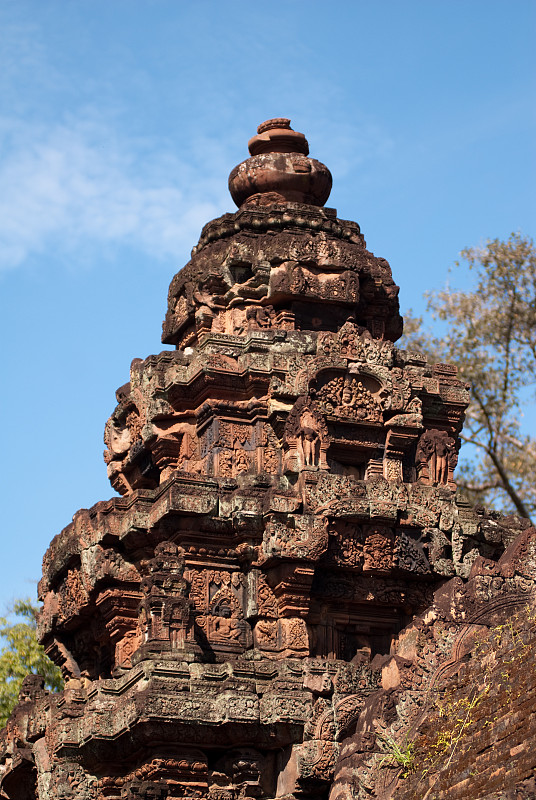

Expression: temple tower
xmin=1 ymin=120 xmax=534 ymax=800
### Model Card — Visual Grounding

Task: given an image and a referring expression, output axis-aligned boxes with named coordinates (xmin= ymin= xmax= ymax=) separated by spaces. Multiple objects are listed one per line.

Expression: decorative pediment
xmin=312 ymin=369 xmax=384 ymax=423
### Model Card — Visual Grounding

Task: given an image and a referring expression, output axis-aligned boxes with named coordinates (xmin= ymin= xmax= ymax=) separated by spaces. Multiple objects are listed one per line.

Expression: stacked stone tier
xmin=162 ymin=205 xmax=403 ymax=348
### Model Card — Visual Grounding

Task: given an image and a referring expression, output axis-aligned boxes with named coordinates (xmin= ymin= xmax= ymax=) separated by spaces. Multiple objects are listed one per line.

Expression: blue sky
xmin=1 ymin=0 xmax=535 ymax=610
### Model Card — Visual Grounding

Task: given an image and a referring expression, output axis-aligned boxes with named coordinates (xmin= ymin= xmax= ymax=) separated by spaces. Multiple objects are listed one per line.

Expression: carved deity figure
xmin=432 ymin=438 xmax=451 ymax=485
xmin=263 ymin=448 xmax=279 ymax=474
xmin=235 ymin=448 xmax=249 ymax=474
xmin=291 ymin=265 xmax=307 ymax=293
xmin=218 ymin=449 xmax=233 ymax=477
xmin=341 ymin=380 xmax=354 ymax=409
xmin=298 ymin=410 xmax=321 ymax=467
xmin=211 ymin=605 xmax=242 ymax=641
xmin=314 ymin=373 xmax=383 ymax=422
xmin=284 ymin=396 xmax=330 ymax=473
xmin=255 ymin=619 xmax=278 ymax=648
xmin=246 ymin=304 xmax=275 ymax=329
xmin=338 ymin=322 xmax=356 ymax=358
xmin=417 ymin=429 xmax=456 ymax=486
xmin=405 ymin=397 xmax=422 ymax=415
xmin=18 ymin=674 xmax=45 ymax=703
xmin=346 ymin=273 xmax=359 ymax=301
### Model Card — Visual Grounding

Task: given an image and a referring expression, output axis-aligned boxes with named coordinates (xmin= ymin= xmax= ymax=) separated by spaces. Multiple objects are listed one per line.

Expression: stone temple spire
xmin=162 ymin=119 xmax=403 ymax=350
xmin=2 ymin=119 xmax=534 ymax=800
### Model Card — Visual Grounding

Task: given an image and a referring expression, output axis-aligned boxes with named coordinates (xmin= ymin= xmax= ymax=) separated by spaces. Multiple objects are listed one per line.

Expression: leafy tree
xmin=401 ymin=233 xmax=536 ymax=522
xmin=0 ymin=599 xmax=63 ymax=728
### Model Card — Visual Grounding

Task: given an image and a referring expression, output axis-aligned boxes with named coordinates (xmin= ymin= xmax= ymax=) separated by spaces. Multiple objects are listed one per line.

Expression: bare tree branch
xmin=401 ymin=233 xmax=536 ymax=523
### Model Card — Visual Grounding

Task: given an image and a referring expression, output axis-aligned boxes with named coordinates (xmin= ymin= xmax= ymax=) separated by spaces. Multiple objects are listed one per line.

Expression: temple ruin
xmin=1 ymin=119 xmax=535 ymax=799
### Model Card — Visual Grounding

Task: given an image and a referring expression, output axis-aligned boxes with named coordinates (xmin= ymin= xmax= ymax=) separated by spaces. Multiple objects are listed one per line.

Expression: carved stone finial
xmin=257 ymin=118 xmax=291 ymax=134
xmin=248 ymin=118 xmax=309 ymax=156
xmin=228 ymin=118 xmax=332 ymax=207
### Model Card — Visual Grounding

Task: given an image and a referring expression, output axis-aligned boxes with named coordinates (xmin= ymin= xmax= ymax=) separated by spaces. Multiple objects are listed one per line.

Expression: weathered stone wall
xmin=394 ymin=604 xmax=536 ymax=799
xmin=329 ymin=529 xmax=536 ymax=799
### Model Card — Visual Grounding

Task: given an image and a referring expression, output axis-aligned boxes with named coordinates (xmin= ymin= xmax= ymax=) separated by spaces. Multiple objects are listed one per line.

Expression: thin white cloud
xmin=0 ymin=3 xmax=399 ymax=273
xmin=0 ymin=115 xmax=231 ymax=272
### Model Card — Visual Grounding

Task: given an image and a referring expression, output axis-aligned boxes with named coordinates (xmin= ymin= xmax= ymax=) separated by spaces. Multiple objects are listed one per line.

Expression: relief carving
xmin=203 ymin=420 xmax=256 ymax=477
xmin=262 ymin=448 xmax=280 ymax=474
xmin=263 ymin=515 xmax=328 ymax=561
xmin=246 ymin=304 xmax=276 ymax=329
xmin=138 ymin=542 xmax=191 ymax=650
xmin=284 ymin=396 xmax=330 ymax=472
xmin=416 ymin=428 xmax=457 ymax=486
xmin=255 ymin=619 xmax=279 ymax=650
xmin=103 ymin=406 xmax=159 ymax=494
xmin=313 ymin=373 xmax=383 ymax=422
xmin=318 ymin=320 xmax=394 ymax=366
xmin=325 ymin=522 xmax=364 ymax=568
xmin=116 ymin=629 xmax=142 ymax=668
xmin=209 ymin=748 xmax=268 ymax=800
xmin=208 ymin=605 xmax=243 ymax=642
xmin=257 ymin=576 xmax=278 ymax=618
xmin=363 ymin=525 xmax=395 ymax=572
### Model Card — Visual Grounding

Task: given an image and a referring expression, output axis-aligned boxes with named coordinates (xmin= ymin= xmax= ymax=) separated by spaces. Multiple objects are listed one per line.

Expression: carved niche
xmin=138 ymin=542 xmax=191 ymax=652
xmin=209 ymin=748 xmax=271 ymax=799
xmin=416 ymin=428 xmax=458 ymax=487
xmin=283 ymin=396 xmax=330 ymax=473
xmin=199 ymin=418 xmax=257 ymax=478
xmin=187 ymin=569 xmax=251 ymax=653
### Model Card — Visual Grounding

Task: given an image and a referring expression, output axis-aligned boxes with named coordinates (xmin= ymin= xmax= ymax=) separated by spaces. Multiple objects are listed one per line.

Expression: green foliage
xmin=0 ymin=599 xmax=63 ymax=728
xmin=401 ymin=233 xmax=536 ymax=521
xmin=405 ymin=604 xmax=536 ymax=798
xmin=378 ymin=733 xmax=416 ymax=776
